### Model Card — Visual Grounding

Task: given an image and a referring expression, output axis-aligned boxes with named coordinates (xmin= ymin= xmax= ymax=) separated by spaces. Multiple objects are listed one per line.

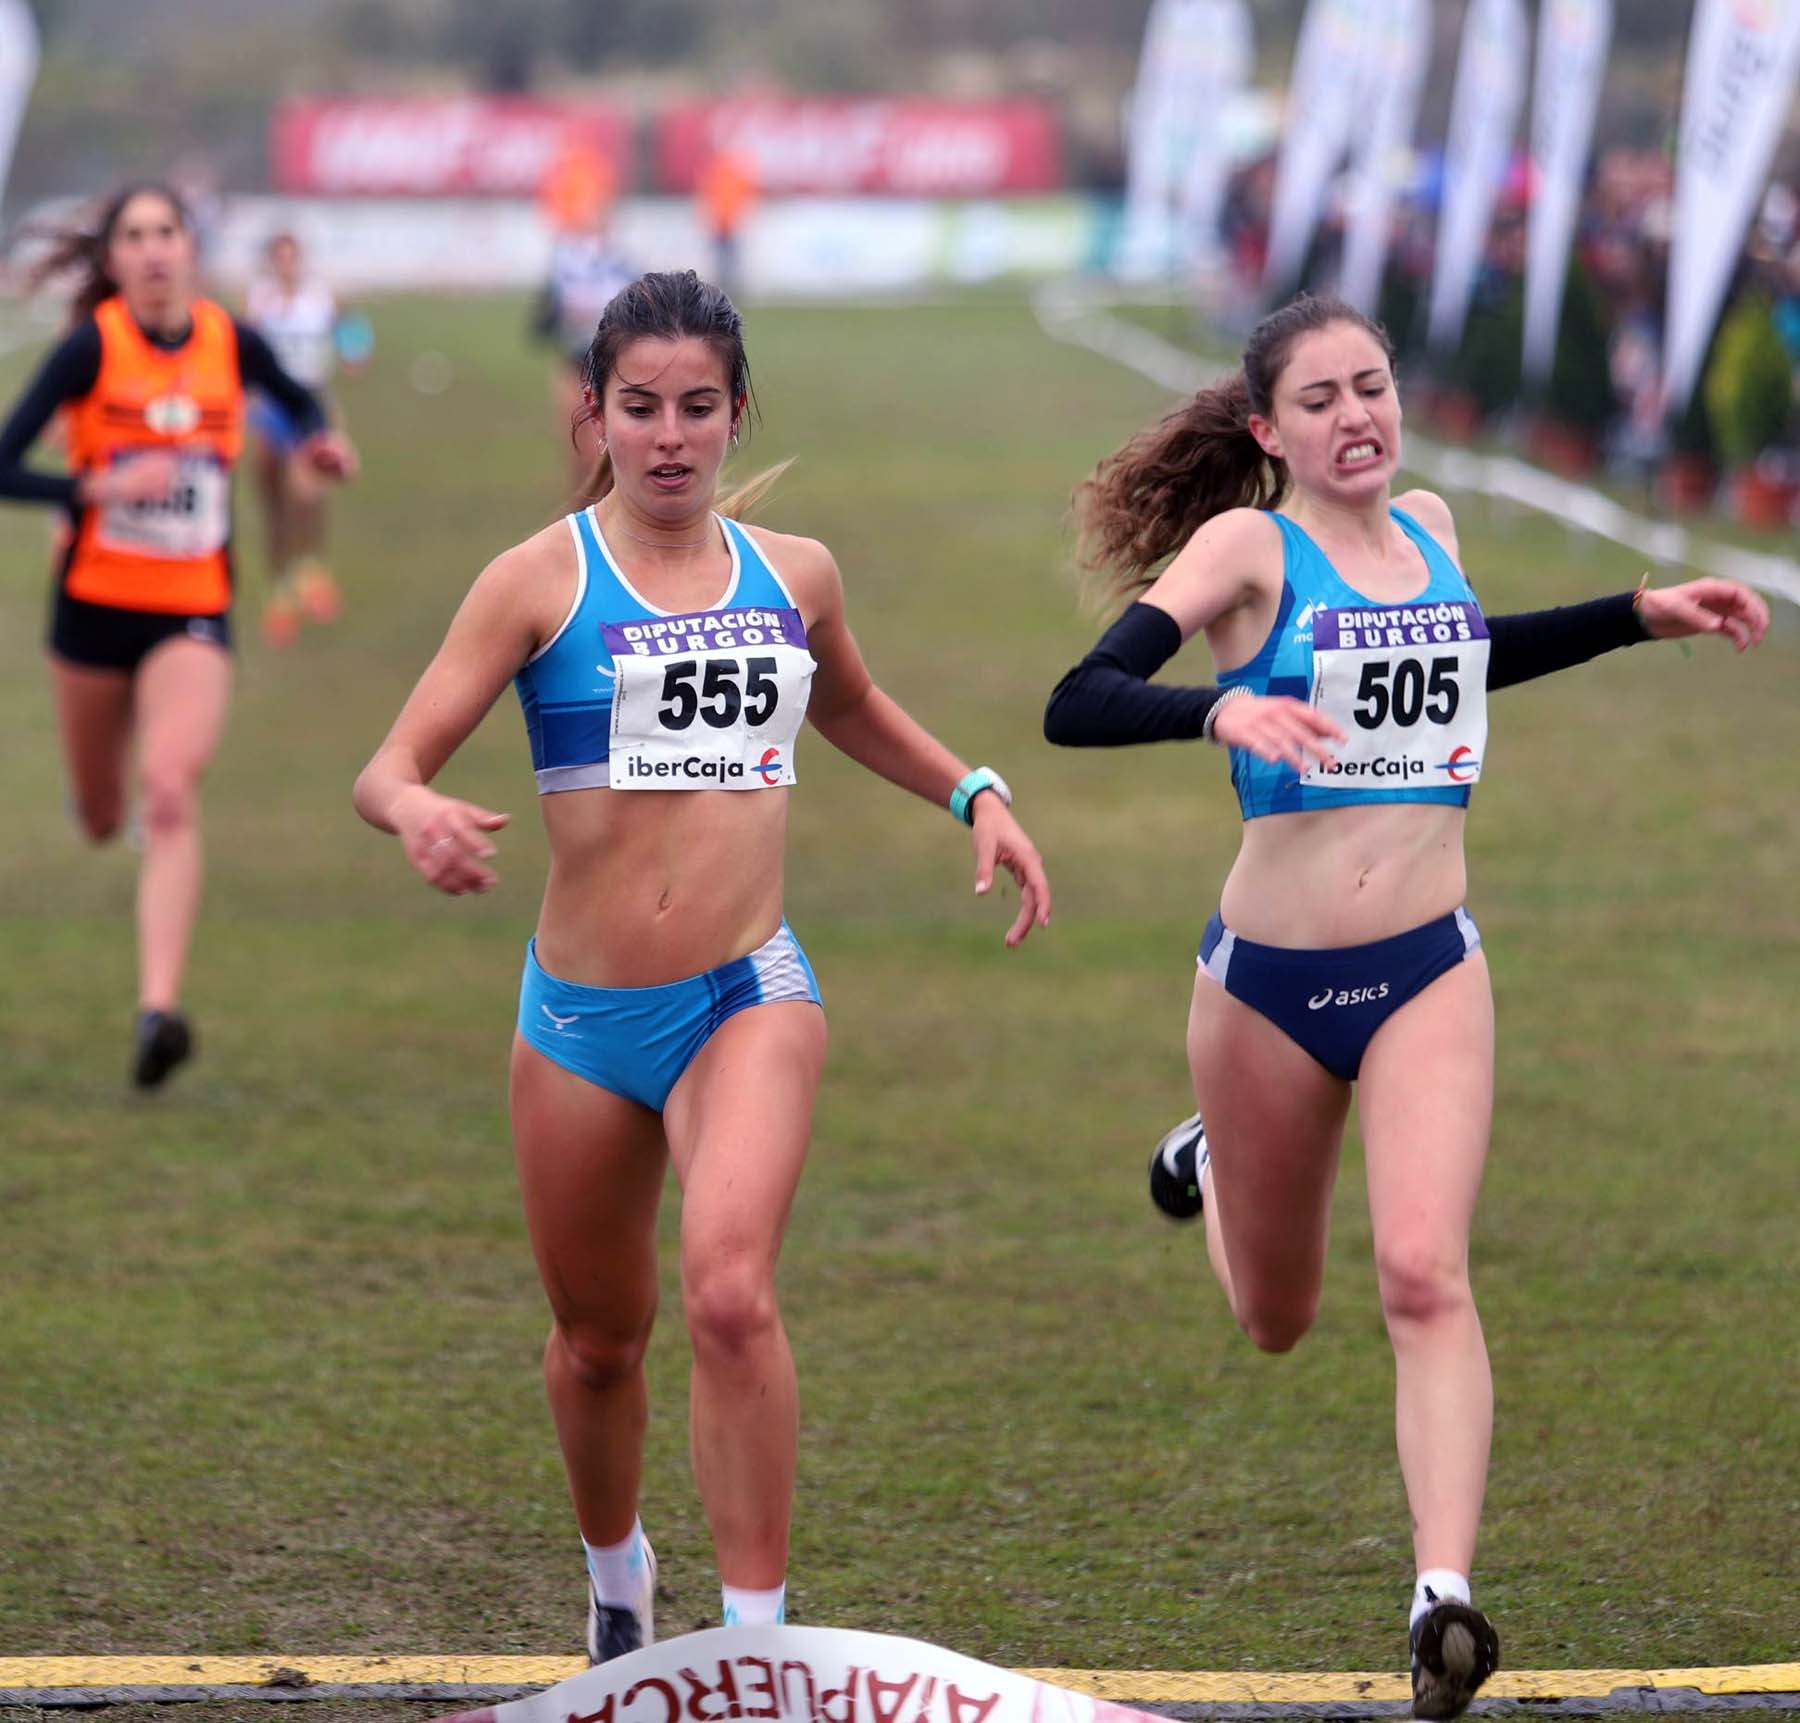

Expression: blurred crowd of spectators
xmin=1208 ymin=145 xmax=1800 ymax=526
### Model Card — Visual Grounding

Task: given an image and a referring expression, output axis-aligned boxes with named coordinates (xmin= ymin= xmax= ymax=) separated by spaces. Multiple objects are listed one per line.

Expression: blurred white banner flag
xmin=1426 ymin=0 xmax=1528 ymax=353
xmin=1339 ymin=0 xmax=1430 ymax=314
xmin=0 ymin=0 xmax=38 ymax=214
xmin=1663 ymin=0 xmax=1800 ymax=414
xmin=1263 ymin=0 xmax=1384 ymax=295
xmin=1522 ymin=0 xmax=1612 ymax=389
xmin=1116 ymin=0 xmax=1253 ymax=280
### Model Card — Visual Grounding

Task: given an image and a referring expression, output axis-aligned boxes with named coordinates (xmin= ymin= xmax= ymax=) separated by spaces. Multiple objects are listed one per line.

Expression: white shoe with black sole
xmin=586 ymin=1536 xmax=657 ymax=1665
xmin=1409 ymin=1594 xmax=1499 ymax=1720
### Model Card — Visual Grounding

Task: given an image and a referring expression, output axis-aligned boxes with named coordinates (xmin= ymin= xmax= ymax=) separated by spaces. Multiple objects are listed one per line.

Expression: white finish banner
xmin=1117 ymin=0 xmax=1253 ymax=280
xmin=1663 ymin=0 xmax=1800 ymax=414
xmin=1339 ymin=0 xmax=1430 ymax=314
xmin=1425 ymin=0 xmax=1528 ymax=353
xmin=1523 ymin=0 xmax=1613 ymax=387
xmin=0 ymin=0 xmax=39 ymax=214
xmin=1263 ymin=0 xmax=1385 ymax=295
xmin=425 ymin=1626 xmax=1161 ymax=1723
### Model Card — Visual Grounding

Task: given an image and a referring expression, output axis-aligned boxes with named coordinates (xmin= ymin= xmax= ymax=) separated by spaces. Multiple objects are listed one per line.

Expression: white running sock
xmin=721 ymin=1581 xmax=786 ymax=1626
xmin=1411 ymin=1568 xmax=1472 ymax=1627
xmin=584 ymin=1520 xmax=648 ymax=1609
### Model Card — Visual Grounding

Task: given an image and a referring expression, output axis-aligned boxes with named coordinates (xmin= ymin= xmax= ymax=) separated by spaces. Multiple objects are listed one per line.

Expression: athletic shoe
xmin=586 ymin=1535 xmax=656 ymax=1665
xmin=293 ymin=562 xmax=342 ymax=626
xmin=261 ymin=582 xmax=302 ymax=649
xmin=1409 ymin=1594 xmax=1499 ymax=1720
xmin=132 ymin=1010 xmax=193 ymax=1090
xmin=1148 ymin=1112 xmax=1209 ymax=1220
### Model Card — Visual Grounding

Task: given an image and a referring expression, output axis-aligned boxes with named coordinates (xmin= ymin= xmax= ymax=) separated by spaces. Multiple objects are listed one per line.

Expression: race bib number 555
xmin=605 ymin=606 xmax=815 ymax=791
xmin=1303 ymin=601 xmax=1489 ymax=791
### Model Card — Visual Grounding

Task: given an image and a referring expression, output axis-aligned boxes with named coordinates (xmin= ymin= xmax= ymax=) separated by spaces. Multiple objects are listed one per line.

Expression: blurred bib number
xmin=95 ymin=452 xmax=230 ymax=560
xmin=1303 ymin=602 xmax=1489 ymax=791
xmin=605 ymin=607 xmax=815 ymax=791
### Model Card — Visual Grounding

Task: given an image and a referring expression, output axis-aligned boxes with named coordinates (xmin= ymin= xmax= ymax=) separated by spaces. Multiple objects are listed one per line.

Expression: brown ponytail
xmin=1074 ymin=291 xmax=1396 ymax=604
xmin=1074 ymin=370 xmax=1284 ymax=600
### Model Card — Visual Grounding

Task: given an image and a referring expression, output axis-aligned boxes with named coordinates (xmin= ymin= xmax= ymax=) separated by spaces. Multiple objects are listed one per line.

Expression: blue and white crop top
xmin=1220 ymin=508 xmax=1491 ymax=819
xmin=515 ymin=509 xmax=816 ymax=795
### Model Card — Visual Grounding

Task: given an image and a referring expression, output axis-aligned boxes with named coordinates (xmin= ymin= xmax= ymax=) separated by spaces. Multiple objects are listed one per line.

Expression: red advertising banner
xmin=655 ymin=99 xmax=1062 ymax=196
xmin=271 ymin=98 xmax=632 ymax=197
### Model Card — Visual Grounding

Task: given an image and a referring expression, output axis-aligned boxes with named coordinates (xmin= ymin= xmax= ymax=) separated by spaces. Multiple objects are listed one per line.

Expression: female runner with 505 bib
xmin=1044 ymin=294 xmax=1766 ymax=1718
xmin=355 ymin=271 xmax=1050 ymax=1661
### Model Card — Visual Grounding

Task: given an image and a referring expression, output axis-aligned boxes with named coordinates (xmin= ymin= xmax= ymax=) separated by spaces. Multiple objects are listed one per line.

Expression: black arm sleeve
xmin=1485 ymin=592 xmax=1650 ymax=691
xmin=1043 ymin=601 xmax=1224 ymax=747
xmin=0 ymin=322 xmax=101 ymax=509
xmin=234 ymin=322 xmax=327 ymax=437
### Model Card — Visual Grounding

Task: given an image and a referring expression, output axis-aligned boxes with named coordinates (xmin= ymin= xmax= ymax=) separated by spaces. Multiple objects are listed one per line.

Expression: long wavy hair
xmin=26 ymin=182 xmax=193 ymax=323
xmin=1074 ymin=293 xmax=1396 ymax=602
xmin=572 ymin=268 xmax=788 ymax=518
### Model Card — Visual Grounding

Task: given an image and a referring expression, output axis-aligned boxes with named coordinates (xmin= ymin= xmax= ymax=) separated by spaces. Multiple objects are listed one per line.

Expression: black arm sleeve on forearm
xmin=234 ymin=322 xmax=327 ymax=437
xmin=1043 ymin=600 xmax=1224 ymax=747
xmin=1485 ymin=592 xmax=1650 ymax=691
xmin=0 ymin=322 xmax=101 ymax=509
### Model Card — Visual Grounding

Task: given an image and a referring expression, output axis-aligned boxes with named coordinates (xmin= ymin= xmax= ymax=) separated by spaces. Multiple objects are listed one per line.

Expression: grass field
xmin=0 ymin=293 xmax=1795 ymax=1699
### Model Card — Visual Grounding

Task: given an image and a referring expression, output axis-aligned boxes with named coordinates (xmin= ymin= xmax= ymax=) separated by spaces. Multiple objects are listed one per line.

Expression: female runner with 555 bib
xmin=355 ymin=271 xmax=1050 ymax=1662
xmin=1045 ymin=295 xmax=1767 ymax=1718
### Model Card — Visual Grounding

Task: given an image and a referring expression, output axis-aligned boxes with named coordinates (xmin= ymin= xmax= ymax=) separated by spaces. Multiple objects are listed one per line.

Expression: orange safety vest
xmin=62 ymin=295 xmax=245 ymax=614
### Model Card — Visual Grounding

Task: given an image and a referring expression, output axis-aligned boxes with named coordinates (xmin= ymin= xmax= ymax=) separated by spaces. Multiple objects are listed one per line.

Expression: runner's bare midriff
xmin=534 ymin=784 xmax=790 ymax=987
xmin=1219 ymin=802 xmax=1467 ymax=948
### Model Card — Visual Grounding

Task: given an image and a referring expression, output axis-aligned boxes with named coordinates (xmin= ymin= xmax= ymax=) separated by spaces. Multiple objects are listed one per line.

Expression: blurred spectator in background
xmin=541 ymin=133 xmax=617 ymax=240
xmin=1605 ymin=241 xmax=1668 ymax=483
xmin=698 ymin=146 xmax=758 ymax=300
xmin=534 ymin=134 xmax=634 ymax=494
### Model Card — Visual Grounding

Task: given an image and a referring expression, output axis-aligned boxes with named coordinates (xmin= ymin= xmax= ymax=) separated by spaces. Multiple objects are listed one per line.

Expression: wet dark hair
xmin=1075 ymin=292 xmax=1397 ymax=599
xmin=27 ymin=182 xmax=192 ymax=323
xmin=573 ymin=269 xmax=766 ymax=509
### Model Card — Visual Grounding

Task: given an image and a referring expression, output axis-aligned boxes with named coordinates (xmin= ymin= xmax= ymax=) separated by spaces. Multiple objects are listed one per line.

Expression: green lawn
xmin=0 ymin=294 xmax=1794 ymax=1685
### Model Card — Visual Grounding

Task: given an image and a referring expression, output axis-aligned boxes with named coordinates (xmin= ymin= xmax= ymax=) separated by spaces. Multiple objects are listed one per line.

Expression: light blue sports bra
xmin=1219 ymin=508 xmax=1489 ymax=819
xmin=515 ymin=509 xmax=810 ymax=794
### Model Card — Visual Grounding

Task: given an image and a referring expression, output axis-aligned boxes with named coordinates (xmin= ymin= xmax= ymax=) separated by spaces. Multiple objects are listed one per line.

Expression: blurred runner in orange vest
xmin=698 ymin=146 xmax=758 ymax=298
xmin=0 ymin=183 xmax=356 ymax=1088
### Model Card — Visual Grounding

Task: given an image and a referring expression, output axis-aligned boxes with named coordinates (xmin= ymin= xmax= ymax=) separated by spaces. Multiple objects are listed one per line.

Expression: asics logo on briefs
xmin=755 ymin=748 xmax=784 ymax=785
xmin=1438 ymin=744 xmax=1480 ymax=782
xmin=1307 ymin=982 xmax=1392 ymax=1010
xmin=540 ymin=1005 xmax=579 ymax=1031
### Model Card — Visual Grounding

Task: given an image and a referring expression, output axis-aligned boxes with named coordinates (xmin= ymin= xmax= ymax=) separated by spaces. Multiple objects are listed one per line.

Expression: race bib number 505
xmin=605 ymin=606 xmax=815 ymax=791
xmin=1303 ymin=601 xmax=1489 ymax=791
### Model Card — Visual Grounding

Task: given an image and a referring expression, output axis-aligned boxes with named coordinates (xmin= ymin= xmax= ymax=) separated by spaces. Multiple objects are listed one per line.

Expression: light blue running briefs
xmin=517 ymin=920 xmax=822 ymax=1111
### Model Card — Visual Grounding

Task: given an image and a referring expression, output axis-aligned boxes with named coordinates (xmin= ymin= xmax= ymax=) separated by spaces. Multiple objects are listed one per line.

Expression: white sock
xmin=721 ymin=1581 xmax=786 ymax=1627
xmin=583 ymin=1519 xmax=648 ymax=1609
xmin=1411 ymin=1568 xmax=1472 ymax=1628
